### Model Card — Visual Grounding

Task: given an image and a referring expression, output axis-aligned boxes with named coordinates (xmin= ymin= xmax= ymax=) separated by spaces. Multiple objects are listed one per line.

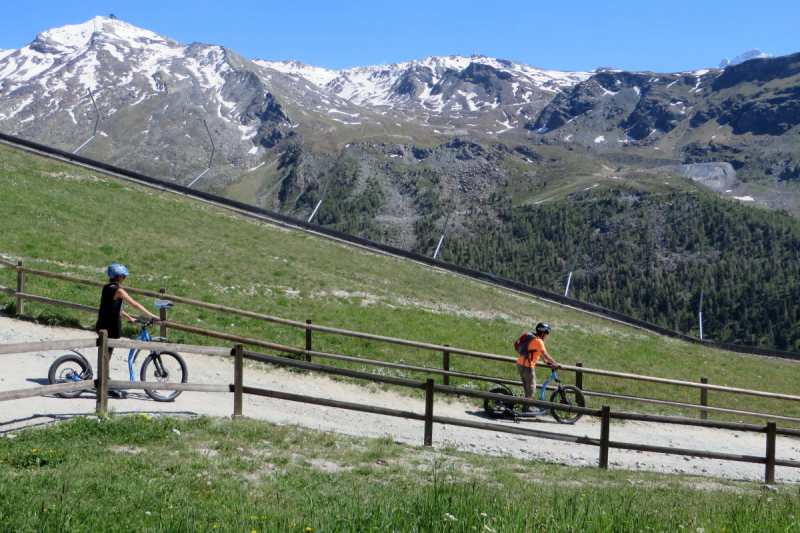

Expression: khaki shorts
xmin=517 ymin=363 xmax=537 ymax=398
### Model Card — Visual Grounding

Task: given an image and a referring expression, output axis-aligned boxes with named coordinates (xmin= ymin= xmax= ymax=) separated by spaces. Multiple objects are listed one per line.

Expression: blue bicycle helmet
xmin=107 ymin=264 xmax=129 ymax=279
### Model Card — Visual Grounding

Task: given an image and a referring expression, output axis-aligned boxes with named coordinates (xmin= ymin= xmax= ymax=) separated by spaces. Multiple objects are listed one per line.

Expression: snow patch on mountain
xmin=719 ymin=49 xmax=774 ymax=68
xmin=0 ymin=16 xmax=184 ymax=91
xmin=254 ymin=60 xmax=338 ymax=88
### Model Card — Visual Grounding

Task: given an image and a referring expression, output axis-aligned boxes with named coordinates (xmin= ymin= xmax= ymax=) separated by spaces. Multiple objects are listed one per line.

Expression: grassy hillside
xmin=1 ymin=143 xmax=799 ymax=422
xmin=1 ymin=414 xmax=797 ymax=532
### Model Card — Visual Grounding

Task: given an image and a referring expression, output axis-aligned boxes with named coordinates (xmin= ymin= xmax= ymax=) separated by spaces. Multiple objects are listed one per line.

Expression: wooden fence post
xmin=424 ymin=378 xmax=434 ymax=447
xmin=95 ymin=330 xmax=109 ymax=414
xmin=159 ymin=288 xmax=168 ymax=339
xmin=765 ymin=421 xmax=777 ymax=484
xmin=442 ymin=344 xmax=450 ymax=386
xmin=575 ymin=362 xmax=583 ymax=390
xmin=599 ymin=405 xmax=610 ymax=469
xmin=16 ymin=261 xmax=24 ymax=317
xmin=305 ymin=319 xmax=312 ymax=362
xmin=233 ymin=343 xmax=243 ymax=419
xmin=700 ymin=377 xmax=708 ymax=420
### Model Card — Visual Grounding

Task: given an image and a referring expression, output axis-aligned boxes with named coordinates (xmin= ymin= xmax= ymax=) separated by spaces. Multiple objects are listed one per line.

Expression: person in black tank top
xmin=96 ymin=264 xmax=160 ymax=357
xmin=96 ymin=283 xmax=125 ymax=340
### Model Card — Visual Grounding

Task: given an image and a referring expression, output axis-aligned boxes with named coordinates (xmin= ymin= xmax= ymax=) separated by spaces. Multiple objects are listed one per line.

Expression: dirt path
xmin=1 ymin=314 xmax=798 ymax=484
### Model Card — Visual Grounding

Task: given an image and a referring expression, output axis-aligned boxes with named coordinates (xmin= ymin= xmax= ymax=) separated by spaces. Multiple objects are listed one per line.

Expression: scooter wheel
xmin=484 ymin=387 xmax=517 ymax=418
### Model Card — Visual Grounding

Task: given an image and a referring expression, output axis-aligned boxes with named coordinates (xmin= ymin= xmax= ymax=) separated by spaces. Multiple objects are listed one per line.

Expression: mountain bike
xmin=48 ymin=315 xmax=188 ymax=402
xmin=483 ymin=366 xmax=586 ymax=424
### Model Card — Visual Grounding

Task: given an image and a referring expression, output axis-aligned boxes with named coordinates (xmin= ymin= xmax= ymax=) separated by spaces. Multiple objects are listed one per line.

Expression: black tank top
xmin=96 ymin=283 xmax=124 ymax=339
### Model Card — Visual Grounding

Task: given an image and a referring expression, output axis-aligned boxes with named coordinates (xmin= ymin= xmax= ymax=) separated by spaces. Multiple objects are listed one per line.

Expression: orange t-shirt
xmin=516 ymin=337 xmax=545 ymax=368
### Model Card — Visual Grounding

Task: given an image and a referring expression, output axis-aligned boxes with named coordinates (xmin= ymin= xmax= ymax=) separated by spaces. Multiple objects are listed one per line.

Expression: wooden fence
xmin=1 ymin=331 xmax=799 ymax=484
xmin=2 ymin=258 xmax=800 ymax=425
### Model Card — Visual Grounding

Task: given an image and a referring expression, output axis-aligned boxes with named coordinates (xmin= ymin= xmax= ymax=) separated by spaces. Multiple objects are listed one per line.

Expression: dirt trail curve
xmin=1 ymin=314 xmax=799 ymax=484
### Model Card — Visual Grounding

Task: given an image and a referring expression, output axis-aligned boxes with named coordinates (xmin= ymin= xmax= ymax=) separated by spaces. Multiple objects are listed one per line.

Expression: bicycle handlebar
xmin=134 ymin=318 xmax=161 ymax=326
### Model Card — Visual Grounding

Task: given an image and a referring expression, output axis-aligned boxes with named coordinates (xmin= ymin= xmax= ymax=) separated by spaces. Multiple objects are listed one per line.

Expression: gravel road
xmin=1 ymin=314 xmax=799 ymax=484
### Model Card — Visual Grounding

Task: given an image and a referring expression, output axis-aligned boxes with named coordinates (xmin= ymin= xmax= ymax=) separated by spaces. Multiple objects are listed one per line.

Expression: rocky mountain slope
xmin=256 ymin=55 xmax=591 ymax=131
xmin=2 ymin=18 xmax=798 ymax=220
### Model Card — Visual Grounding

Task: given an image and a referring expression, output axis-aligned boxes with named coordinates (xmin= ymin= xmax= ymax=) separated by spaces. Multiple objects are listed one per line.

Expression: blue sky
xmin=2 ymin=0 xmax=798 ymax=72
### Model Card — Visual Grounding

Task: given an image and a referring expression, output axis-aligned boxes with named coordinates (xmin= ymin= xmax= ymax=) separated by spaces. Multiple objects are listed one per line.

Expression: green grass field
xmin=0 ymin=142 xmax=799 ymax=425
xmin=1 ymin=414 xmax=797 ymax=533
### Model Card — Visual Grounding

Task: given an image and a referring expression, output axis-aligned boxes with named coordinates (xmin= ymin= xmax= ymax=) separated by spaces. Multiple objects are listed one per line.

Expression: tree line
xmin=416 ymin=186 xmax=800 ymax=351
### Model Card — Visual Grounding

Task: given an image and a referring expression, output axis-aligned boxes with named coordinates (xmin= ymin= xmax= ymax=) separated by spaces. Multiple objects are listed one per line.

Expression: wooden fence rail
xmin=2 ymin=273 xmax=799 ymax=423
xmin=0 ymin=338 xmax=97 ymax=355
xmin=4 ymin=261 xmax=800 ymax=431
xmin=0 ymin=335 xmax=796 ymax=484
xmin=5 ymin=261 xmax=800 ymax=410
xmin=107 ymin=339 xmax=232 ymax=357
xmin=239 ymin=347 xmax=800 ymax=438
xmin=0 ymin=381 xmax=92 ymax=402
xmin=169 ymin=321 xmax=800 ymax=424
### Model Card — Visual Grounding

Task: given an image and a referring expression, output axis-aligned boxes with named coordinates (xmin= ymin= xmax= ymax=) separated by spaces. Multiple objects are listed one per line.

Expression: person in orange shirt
xmin=516 ymin=322 xmax=561 ymax=412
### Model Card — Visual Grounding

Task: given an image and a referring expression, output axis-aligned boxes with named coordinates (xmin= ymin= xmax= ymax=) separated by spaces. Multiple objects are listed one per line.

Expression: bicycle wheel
xmin=48 ymin=354 xmax=92 ymax=398
xmin=140 ymin=351 xmax=188 ymax=402
xmin=484 ymin=387 xmax=517 ymax=418
xmin=549 ymin=385 xmax=585 ymax=424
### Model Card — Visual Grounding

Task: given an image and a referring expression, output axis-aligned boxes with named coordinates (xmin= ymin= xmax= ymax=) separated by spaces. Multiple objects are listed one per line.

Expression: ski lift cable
xmin=308 ymin=177 xmax=331 ymax=223
xmin=73 ymin=89 xmax=100 ymax=155
xmin=187 ymin=119 xmax=216 ymax=188
xmin=433 ymin=196 xmax=455 ymax=260
xmin=564 ymin=226 xmax=590 ymax=297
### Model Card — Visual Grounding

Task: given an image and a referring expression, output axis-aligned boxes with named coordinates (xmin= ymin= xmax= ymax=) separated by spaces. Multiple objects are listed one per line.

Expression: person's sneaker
xmin=520 ymin=405 xmax=533 ymax=413
xmin=107 ymin=389 xmax=125 ymax=399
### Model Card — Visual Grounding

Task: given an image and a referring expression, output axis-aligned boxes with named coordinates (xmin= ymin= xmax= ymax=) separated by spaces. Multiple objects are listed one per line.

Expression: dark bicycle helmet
xmin=107 ymin=264 xmax=129 ymax=279
xmin=535 ymin=322 xmax=551 ymax=335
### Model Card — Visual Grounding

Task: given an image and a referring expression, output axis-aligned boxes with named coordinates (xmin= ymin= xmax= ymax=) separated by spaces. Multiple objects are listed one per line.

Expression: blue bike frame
xmin=528 ymin=370 xmax=560 ymax=415
xmin=127 ymin=327 xmax=152 ymax=381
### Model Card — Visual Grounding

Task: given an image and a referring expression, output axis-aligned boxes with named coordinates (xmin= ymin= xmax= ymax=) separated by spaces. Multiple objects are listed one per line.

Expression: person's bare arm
xmin=540 ymin=348 xmax=560 ymax=368
xmin=115 ymin=289 xmax=158 ymax=320
xmin=121 ymin=310 xmax=136 ymax=324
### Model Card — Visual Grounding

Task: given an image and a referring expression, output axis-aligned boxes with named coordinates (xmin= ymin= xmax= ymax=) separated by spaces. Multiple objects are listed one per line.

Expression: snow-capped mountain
xmin=2 ymin=15 xmax=799 ymax=221
xmin=257 ymin=55 xmax=591 ymax=112
xmin=0 ymin=16 xmax=328 ymax=185
xmin=0 ymin=15 xmax=599 ymax=184
xmin=0 ymin=17 xmax=182 ymax=90
xmin=719 ymin=49 xmax=775 ymax=68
